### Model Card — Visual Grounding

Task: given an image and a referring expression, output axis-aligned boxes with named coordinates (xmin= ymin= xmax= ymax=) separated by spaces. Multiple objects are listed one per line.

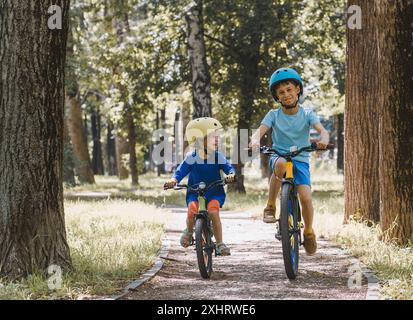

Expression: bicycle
xmin=260 ymin=142 xmax=334 ymax=280
xmin=165 ymin=179 xmax=230 ymax=279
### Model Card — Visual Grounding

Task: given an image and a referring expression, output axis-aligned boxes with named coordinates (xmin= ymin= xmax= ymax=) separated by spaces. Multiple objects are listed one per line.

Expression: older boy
xmin=250 ymin=68 xmax=329 ymax=255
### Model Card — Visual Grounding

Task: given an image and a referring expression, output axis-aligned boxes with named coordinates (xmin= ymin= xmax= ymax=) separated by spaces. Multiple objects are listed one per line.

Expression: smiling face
xmin=274 ymin=81 xmax=301 ymax=108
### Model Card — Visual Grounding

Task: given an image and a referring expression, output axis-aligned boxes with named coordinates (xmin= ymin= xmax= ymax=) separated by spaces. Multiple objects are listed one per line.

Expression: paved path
xmin=123 ymin=207 xmax=368 ymax=300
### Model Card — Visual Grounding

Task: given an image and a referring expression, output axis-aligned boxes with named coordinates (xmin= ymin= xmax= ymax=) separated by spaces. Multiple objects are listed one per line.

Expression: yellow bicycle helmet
xmin=185 ymin=117 xmax=223 ymax=145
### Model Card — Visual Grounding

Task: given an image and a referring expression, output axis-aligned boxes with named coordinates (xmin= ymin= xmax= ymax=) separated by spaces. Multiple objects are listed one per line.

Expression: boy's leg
xmin=187 ymin=201 xmax=199 ymax=232
xmin=296 ymin=185 xmax=314 ymax=235
xmin=294 ymin=159 xmax=317 ymax=255
xmin=207 ymin=200 xmax=223 ymax=243
xmin=264 ymin=157 xmax=286 ymax=223
xmin=208 ymin=200 xmax=230 ymax=255
xmin=297 ymin=185 xmax=317 ymax=255
xmin=181 ymin=201 xmax=198 ymax=248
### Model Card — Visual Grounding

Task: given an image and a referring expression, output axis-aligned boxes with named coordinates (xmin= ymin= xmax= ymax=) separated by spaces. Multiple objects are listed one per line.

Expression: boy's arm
xmin=220 ymin=158 xmax=236 ymax=183
xmin=313 ymin=123 xmax=329 ymax=149
xmin=250 ymin=124 xmax=271 ymax=150
xmin=172 ymin=159 xmax=191 ymax=183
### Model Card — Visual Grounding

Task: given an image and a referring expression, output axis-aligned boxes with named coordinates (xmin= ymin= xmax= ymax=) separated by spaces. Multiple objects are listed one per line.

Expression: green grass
xmin=0 ymin=200 xmax=167 ymax=300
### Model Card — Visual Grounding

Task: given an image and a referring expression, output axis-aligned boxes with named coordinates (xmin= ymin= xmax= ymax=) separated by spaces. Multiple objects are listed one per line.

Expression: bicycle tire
xmin=280 ymin=182 xmax=300 ymax=280
xmin=195 ymin=216 xmax=213 ymax=279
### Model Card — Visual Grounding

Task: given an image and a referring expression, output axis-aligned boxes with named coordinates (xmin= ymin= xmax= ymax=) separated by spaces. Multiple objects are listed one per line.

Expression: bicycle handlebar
xmin=169 ymin=179 xmax=228 ymax=193
xmin=260 ymin=142 xmax=335 ymax=159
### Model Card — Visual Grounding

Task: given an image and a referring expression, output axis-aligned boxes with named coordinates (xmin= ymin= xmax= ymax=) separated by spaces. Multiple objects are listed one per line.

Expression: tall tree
xmin=376 ymin=0 xmax=413 ymax=245
xmin=344 ymin=0 xmax=380 ymax=224
xmin=0 ymin=0 xmax=72 ymax=278
xmin=66 ymin=24 xmax=95 ymax=184
xmin=186 ymin=0 xmax=212 ymax=118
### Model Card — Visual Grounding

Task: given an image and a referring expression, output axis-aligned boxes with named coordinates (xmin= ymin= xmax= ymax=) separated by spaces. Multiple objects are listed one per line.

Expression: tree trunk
xmin=91 ymin=106 xmax=104 ymax=175
xmin=336 ymin=113 xmax=344 ymax=173
xmin=186 ymin=0 xmax=212 ymax=118
xmin=376 ymin=0 xmax=413 ymax=245
xmin=66 ymin=95 xmax=95 ymax=184
xmin=0 ymin=0 xmax=72 ymax=278
xmin=116 ymin=134 xmax=130 ymax=180
xmin=126 ymin=107 xmax=138 ymax=185
xmin=344 ymin=0 xmax=380 ymax=224
xmin=63 ymin=116 xmax=76 ymax=186
xmin=158 ymin=107 xmax=166 ymax=175
xmin=66 ymin=24 xmax=95 ymax=184
xmin=106 ymin=119 xmax=118 ymax=175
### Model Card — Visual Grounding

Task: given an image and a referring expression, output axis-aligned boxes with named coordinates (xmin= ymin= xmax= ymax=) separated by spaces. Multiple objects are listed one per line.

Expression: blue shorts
xmin=269 ymin=156 xmax=311 ymax=186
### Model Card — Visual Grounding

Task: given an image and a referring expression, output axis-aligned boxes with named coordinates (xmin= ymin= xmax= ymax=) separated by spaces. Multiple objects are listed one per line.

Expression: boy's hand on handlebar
xmin=224 ymin=173 xmax=236 ymax=184
xmin=316 ymin=141 xmax=327 ymax=150
xmin=164 ymin=178 xmax=178 ymax=190
xmin=248 ymin=138 xmax=261 ymax=152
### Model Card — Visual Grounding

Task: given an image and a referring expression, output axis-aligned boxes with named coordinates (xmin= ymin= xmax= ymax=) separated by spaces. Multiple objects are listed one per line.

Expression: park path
xmin=122 ymin=207 xmax=368 ymax=300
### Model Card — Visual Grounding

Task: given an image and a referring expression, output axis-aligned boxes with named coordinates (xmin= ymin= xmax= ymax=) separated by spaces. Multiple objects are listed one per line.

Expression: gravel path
xmin=122 ymin=207 xmax=368 ymax=300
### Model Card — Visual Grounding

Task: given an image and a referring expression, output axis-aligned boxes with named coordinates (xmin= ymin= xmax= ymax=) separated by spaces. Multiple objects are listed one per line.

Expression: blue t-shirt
xmin=261 ymin=106 xmax=320 ymax=163
xmin=172 ymin=151 xmax=235 ymax=207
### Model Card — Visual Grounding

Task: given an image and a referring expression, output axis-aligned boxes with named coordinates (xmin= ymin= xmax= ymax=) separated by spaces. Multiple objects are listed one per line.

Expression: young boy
xmin=250 ymin=67 xmax=329 ymax=255
xmin=164 ymin=117 xmax=236 ymax=256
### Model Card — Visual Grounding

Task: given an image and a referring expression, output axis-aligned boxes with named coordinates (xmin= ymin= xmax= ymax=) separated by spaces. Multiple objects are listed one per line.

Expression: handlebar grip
xmin=327 ymin=143 xmax=335 ymax=150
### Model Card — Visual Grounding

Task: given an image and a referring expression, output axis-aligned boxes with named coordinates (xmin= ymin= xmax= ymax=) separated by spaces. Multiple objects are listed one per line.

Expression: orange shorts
xmin=187 ymin=199 xmax=220 ymax=220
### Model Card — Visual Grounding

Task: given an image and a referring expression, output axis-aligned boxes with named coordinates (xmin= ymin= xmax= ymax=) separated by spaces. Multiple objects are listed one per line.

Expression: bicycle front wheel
xmin=195 ymin=216 xmax=213 ymax=279
xmin=280 ymin=182 xmax=300 ymax=280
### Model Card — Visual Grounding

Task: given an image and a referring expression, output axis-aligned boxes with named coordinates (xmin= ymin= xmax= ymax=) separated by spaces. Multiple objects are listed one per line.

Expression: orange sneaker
xmin=263 ymin=205 xmax=276 ymax=223
xmin=303 ymin=231 xmax=317 ymax=255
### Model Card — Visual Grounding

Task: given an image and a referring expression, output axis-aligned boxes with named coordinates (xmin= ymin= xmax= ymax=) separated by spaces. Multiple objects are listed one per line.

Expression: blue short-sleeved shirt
xmin=261 ymin=105 xmax=320 ymax=163
xmin=172 ymin=151 xmax=235 ymax=207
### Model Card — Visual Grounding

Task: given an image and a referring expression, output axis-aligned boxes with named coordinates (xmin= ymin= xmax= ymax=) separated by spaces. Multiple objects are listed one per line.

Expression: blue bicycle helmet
xmin=269 ymin=68 xmax=303 ymax=102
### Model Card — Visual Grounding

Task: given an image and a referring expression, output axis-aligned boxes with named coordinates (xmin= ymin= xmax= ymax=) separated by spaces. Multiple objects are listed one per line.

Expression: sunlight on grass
xmin=0 ymin=200 xmax=168 ymax=300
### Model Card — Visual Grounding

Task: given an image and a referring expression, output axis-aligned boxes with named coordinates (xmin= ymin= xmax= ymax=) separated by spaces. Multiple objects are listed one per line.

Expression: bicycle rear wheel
xmin=195 ymin=216 xmax=213 ymax=279
xmin=280 ymin=182 xmax=300 ymax=280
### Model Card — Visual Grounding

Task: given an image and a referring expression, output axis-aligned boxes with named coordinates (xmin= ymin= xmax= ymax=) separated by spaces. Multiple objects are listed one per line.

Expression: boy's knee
xmin=274 ymin=158 xmax=286 ymax=176
xmin=207 ymin=200 xmax=220 ymax=215
xmin=187 ymin=201 xmax=199 ymax=220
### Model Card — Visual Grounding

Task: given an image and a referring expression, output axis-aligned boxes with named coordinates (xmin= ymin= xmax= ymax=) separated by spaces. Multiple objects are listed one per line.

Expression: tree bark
xmin=91 ymin=106 xmax=104 ymax=175
xmin=116 ymin=134 xmax=130 ymax=180
xmin=344 ymin=0 xmax=380 ymax=224
xmin=63 ymin=115 xmax=76 ymax=186
xmin=0 ymin=0 xmax=72 ymax=278
xmin=66 ymin=23 xmax=95 ymax=184
xmin=336 ymin=113 xmax=344 ymax=173
xmin=126 ymin=107 xmax=138 ymax=185
xmin=375 ymin=0 xmax=413 ymax=245
xmin=186 ymin=0 xmax=212 ymax=118
xmin=106 ymin=119 xmax=118 ymax=176
xmin=66 ymin=95 xmax=95 ymax=184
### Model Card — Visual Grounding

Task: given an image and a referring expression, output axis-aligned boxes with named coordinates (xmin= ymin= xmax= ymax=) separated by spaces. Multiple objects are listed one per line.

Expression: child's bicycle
xmin=166 ymin=179 xmax=230 ymax=279
xmin=259 ymin=142 xmax=334 ymax=280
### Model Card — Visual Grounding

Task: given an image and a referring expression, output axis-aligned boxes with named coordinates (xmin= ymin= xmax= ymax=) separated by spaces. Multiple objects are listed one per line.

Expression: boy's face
xmin=204 ymin=134 xmax=219 ymax=151
xmin=274 ymin=82 xmax=300 ymax=107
